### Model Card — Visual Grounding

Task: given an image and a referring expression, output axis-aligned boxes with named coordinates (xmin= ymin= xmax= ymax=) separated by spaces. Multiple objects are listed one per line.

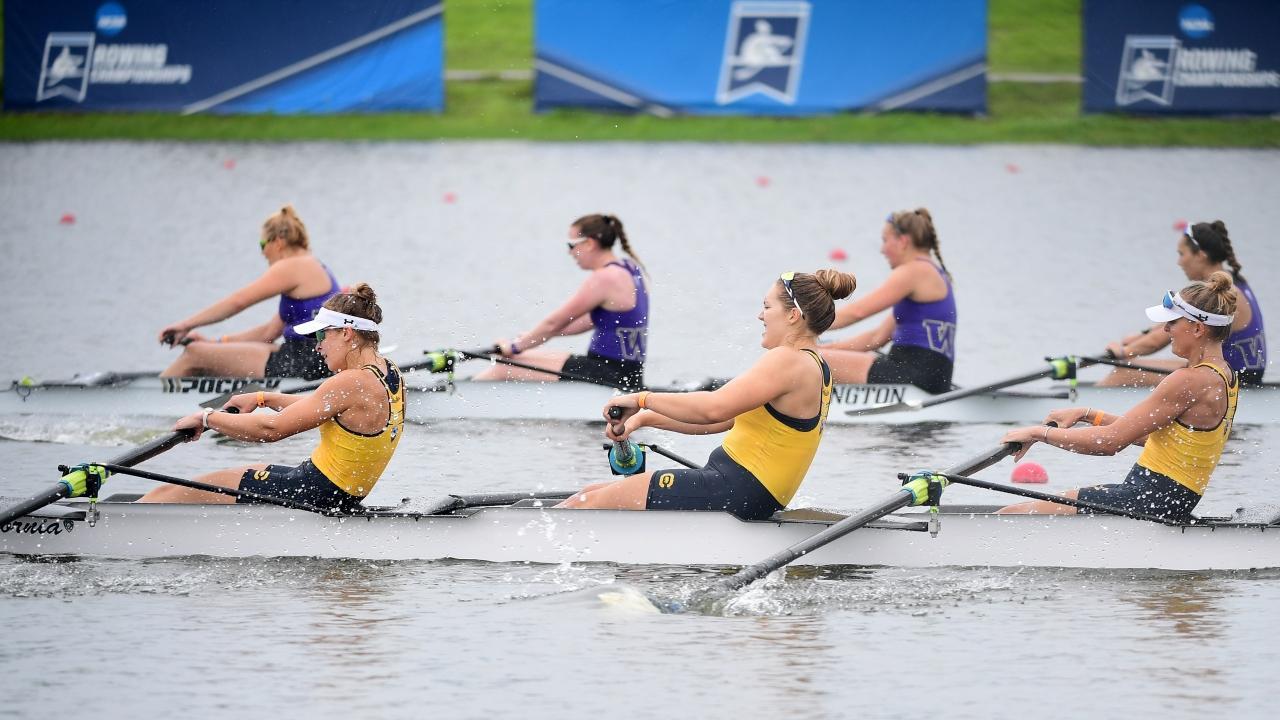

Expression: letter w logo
xmin=615 ymin=328 xmax=647 ymax=361
xmin=1231 ymin=336 xmax=1266 ymax=370
xmin=923 ymin=320 xmax=956 ymax=357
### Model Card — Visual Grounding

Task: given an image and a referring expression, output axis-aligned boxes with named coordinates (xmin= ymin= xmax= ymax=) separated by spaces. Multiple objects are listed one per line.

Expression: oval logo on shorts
xmin=254 ymin=469 xmax=270 ymax=481
xmin=657 ymin=472 xmax=675 ymax=489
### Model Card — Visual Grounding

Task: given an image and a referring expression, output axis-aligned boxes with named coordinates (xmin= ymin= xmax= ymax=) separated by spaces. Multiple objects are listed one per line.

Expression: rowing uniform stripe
xmin=1136 ymin=362 xmax=1238 ymax=496
xmin=720 ymin=349 xmax=832 ymax=506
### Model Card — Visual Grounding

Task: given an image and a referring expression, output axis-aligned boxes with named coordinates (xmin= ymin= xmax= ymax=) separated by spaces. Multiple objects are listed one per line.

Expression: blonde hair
xmin=262 ymin=205 xmax=309 ymax=249
xmin=1180 ymin=271 xmax=1237 ymax=342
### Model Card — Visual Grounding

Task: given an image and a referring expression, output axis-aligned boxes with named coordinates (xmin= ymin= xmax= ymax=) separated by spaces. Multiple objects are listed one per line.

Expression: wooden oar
xmin=0 ymin=429 xmax=193 ymax=525
xmin=846 ymin=356 xmax=1086 ymax=417
xmin=708 ymin=438 xmax=1025 ymax=595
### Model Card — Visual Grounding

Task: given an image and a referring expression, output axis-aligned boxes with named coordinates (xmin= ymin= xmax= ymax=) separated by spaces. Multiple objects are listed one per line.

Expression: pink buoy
xmin=755 ymin=176 xmax=770 ymax=188
xmin=1173 ymin=219 xmax=1188 ymax=232
xmin=59 ymin=213 xmax=76 ymax=225
xmin=1011 ymin=461 xmax=1049 ymax=484
xmin=828 ymin=248 xmax=848 ymax=262
xmin=443 ymin=192 xmax=457 ymax=204
xmin=223 ymin=159 xmax=236 ymax=170
xmin=1004 ymin=163 xmax=1020 ymax=174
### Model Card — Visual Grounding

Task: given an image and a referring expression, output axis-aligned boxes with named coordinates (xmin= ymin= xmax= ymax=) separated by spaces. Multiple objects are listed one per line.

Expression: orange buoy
xmin=1011 ymin=461 xmax=1048 ymax=484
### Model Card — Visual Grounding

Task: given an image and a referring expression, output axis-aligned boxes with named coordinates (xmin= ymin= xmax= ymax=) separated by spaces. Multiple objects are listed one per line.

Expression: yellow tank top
xmin=721 ymin=349 xmax=833 ymax=506
xmin=1137 ymin=362 xmax=1238 ymax=495
xmin=310 ymin=362 xmax=405 ymax=497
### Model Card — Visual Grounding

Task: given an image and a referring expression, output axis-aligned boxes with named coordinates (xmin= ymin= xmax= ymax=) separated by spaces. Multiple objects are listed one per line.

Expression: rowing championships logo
xmin=1115 ymin=4 xmax=1279 ymax=107
xmin=35 ymin=2 xmax=192 ymax=105
xmin=717 ymin=1 xmax=810 ymax=105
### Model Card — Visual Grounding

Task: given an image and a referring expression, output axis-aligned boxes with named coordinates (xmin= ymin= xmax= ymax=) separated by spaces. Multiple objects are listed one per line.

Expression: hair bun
xmin=812 ymin=268 xmax=857 ymax=300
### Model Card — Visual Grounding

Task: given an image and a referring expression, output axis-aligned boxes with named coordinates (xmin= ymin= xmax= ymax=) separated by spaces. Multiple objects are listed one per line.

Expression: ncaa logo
xmin=96 ymin=3 xmax=128 ymax=36
xmin=717 ymin=1 xmax=810 ymax=105
xmin=1178 ymin=4 xmax=1213 ymax=39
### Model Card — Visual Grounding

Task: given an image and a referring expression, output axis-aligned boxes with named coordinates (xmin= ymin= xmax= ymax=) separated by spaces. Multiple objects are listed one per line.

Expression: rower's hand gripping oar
xmin=847 ymin=356 xmax=1086 ymax=417
xmin=702 ymin=428 xmax=1047 ymax=598
xmin=604 ymin=406 xmax=646 ymax=476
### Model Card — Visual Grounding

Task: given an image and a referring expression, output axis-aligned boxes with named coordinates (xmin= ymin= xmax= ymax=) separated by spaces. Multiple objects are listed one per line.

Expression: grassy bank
xmin=1 ymin=0 xmax=1276 ymax=146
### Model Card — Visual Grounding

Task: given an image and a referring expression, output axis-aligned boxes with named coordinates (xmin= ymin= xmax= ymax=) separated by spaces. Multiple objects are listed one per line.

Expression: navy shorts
xmin=265 ymin=338 xmax=333 ymax=380
xmin=562 ymin=352 xmax=644 ymax=391
xmin=646 ymin=447 xmax=783 ymax=521
xmin=238 ymin=460 xmax=364 ymax=511
xmin=867 ymin=344 xmax=953 ymax=395
xmin=1076 ymin=464 xmax=1202 ymax=523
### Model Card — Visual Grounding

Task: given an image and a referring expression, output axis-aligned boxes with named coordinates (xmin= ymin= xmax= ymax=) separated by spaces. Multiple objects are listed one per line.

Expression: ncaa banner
xmin=535 ymin=0 xmax=986 ymax=115
xmin=3 ymin=0 xmax=443 ymax=113
xmin=1083 ymin=0 xmax=1280 ymax=114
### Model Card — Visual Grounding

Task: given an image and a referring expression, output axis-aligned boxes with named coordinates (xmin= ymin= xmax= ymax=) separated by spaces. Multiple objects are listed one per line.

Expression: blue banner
xmin=1083 ymin=0 xmax=1280 ymax=114
xmin=535 ymin=0 xmax=986 ymax=115
xmin=3 ymin=0 xmax=443 ymax=113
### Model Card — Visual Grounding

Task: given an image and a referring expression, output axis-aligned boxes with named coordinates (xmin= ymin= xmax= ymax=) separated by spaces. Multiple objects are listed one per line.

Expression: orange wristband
xmin=1091 ymin=409 xmax=1105 ymax=426
xmin=637 ymin=391 xmax=651 ymax=410
xmin=256 ymin=391 xmax=266 ymax=409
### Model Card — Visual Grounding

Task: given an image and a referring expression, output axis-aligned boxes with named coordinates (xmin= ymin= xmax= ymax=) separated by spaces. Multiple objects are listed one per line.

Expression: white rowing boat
xmin=2 ymin=494 xmax=1276 ymax=570
xmin=5 ymin=372 xmax=1279 ymax=425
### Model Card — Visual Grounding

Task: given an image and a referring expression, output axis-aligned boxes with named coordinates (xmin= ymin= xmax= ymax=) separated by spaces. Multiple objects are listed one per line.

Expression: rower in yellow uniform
xmin=558 ymin=269 xmax=856 ymax=520
xmin=140 ymin=284 xmax=404 ymax=510
xmin=999 ymin=272 xmax=1240 ymax=522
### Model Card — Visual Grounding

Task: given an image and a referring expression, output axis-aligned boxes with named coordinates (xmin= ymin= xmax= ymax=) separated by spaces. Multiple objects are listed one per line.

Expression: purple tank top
xmin=1225 ymin=278 xmax=1266 ymax=374
xmin=280 ymin=262 xmax=340 ymax=341
xmin=890 ymin=259 xmax=957 ymax=362
xmin=587 ymin=259 xmax=649 ymax=363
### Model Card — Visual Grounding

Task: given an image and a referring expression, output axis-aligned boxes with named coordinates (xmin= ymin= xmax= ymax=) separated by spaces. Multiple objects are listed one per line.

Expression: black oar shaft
xmin=641 ymin=443 xmax=700 ymax=470
xmin=0 ymin=430 xmax=193 ymax=526
xmin=714 ymin=440 xmax=1022 ymax=593
xmin=0 ymin=486 xmax=73 ymax=526
xmin=460 ymin=350 xmax=625 ymax=389
xmin=100 ymin=464 xmax=337 ymax=515
xmin=939 ymin=472 xmax=1179 ymax=525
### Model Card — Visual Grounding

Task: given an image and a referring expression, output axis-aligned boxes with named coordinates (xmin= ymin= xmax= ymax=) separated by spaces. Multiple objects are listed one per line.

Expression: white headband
xmin=292 ymin=307 xmax=380 ymax=335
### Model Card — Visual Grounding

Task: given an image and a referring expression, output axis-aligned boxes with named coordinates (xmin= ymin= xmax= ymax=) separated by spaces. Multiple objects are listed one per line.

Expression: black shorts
xmin=1076 ymin=464 xmax=1201 ymax=523
xmin=265 ymin=338 xmax=333 ymax=380
xmin=867 ymin=344 xmax=953 ymax=395
xmin=238 ymin=460 xmax=364 ymax=511
xmin=562 ymin=352 xmax=644 ymax=391
xmin=646 ymin=447 xmax=783 ymax=521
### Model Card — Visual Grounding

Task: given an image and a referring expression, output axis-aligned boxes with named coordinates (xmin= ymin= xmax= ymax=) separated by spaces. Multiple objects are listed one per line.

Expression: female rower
xmin=1099 ymin=220 xmax=1265 ymax=386
xmin=819 ymin=208 xmax=955 ymax=394
xmin=476 ymin=213 xmax=649 ymax=390
xmin=558 ymin=269 xmax=856 ymax=520
xmin=998 ymin=273 xmax=1239 ymax=522
xmin=158 ymin=205 xmax=340 ymax=380
xmin=140 ymin=284 xmax=404 ymax=510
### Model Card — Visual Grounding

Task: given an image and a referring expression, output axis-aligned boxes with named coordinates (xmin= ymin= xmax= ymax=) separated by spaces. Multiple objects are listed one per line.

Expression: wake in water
xmin=0 ymin=416 xmax=171 ymax=446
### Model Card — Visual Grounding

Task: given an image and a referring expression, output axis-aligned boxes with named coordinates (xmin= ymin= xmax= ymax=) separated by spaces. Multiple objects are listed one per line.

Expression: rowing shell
xmin=4 ymin=373 xmax=1279 ymax=425
xmin=2 ymin=496 xmax=1276 ymax=570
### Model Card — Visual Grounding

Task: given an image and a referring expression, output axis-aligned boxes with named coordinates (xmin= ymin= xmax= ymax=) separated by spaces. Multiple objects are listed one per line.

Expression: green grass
xmin=1 ymin=0 xmax=1277 ymax=146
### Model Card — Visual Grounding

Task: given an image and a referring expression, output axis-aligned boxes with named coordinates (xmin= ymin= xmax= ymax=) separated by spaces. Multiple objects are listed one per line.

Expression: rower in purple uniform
xmin=478 ymin=213 xmax=649 ymax=390
xmin=1100 ymin=220 xmax=1266 ymax=386
xmin=158 ymin=205 xmax=340 ymax=380
xmin=819 ymin=208 xmax=956 ymax=393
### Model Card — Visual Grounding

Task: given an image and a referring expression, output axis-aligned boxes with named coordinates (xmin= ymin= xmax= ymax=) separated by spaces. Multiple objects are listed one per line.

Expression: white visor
xmin=293 ymin=307 xmax=380 ymax=335
xmin=1145 ymin=290 xmax=1233 ymax=327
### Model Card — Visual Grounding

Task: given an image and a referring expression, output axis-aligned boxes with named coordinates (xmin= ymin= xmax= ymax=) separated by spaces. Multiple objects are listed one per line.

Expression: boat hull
xmin=2 ymin=500 xmax=1276 ymax=570
xmin=5 ymin=375 xmax=1276 ymax=425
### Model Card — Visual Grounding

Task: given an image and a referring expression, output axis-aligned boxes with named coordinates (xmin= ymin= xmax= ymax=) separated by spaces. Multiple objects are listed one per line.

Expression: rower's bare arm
xmin=225 ymin=314 xmax=285 ymax=343
xmin=514 ymin=274 xmax=610 ymax=350
xmin=644 ymin=350 xmax=794 ymax=425
xmin=1051 ymin=373 xmax=1195 ymax=455
xmin=211 ymin=375 xmax=355 ymax=442
xmin=636 ymin=409 xmax=734 ymax=435
xmin=1113 ymin=325 xmax=1171 ymax=358
xmin=165 ymin=263 xmax=298 ymax=337
xmin=827 ymin=266 xmax=916 ymax=331
xmin=823 ymin=314 xmax=894 ymax=351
